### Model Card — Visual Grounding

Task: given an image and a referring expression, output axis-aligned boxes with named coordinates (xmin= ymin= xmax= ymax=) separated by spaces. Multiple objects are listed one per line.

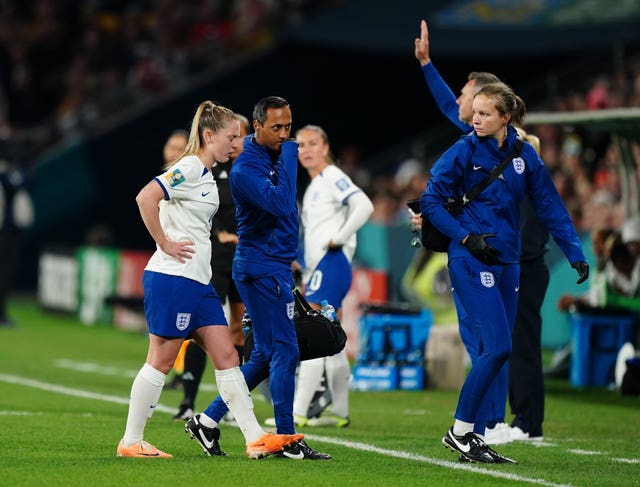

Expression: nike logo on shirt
xmin=202 ymin=191 xmax=211 ymax=197
xmin=473 ymin=165 xmax=482 ymax=171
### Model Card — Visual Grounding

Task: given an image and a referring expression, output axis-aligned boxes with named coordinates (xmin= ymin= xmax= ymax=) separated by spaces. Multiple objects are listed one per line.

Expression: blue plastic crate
xmin=399 ymin=365 xmax=425 ymax=390
xmin=351 ymin=364 xmax=399 ymax=391
xmin=570 ymin=312 xmax=637 ymax=387
xmin=357 ymin=308 xmax=432 ymax=365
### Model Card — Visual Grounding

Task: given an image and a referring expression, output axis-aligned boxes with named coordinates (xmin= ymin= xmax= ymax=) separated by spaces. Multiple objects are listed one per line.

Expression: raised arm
xmin=415 ymin=20 xmax=471 ymax=132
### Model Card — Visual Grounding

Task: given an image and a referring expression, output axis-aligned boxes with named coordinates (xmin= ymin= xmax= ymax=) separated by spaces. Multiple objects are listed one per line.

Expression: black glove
xmin=572 ymin=261 xmax=589 ymax=284
xmin=463 ymin=233 xmax=501 ymax=265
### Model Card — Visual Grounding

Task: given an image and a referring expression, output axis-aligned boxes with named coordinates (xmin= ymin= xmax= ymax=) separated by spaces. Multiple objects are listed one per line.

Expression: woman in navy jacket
xmin=421 ymin=82 xmax=589 ymax=463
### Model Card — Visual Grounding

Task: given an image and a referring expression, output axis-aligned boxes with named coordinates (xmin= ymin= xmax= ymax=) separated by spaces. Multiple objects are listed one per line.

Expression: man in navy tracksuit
xmin=421 ymin=82 xmax=589 ymax=463
xmin=199 ymin=96 xmax=330 ymax=460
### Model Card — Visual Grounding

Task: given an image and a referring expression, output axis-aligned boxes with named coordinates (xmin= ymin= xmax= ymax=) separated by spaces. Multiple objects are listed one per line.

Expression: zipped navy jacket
xmin=422 ymin=61 xmax=550 ymax=262
xmin=420 ymin=126 xmax=585 ymax=265
xmin=230 ymin=135 xmax=299 ymax=280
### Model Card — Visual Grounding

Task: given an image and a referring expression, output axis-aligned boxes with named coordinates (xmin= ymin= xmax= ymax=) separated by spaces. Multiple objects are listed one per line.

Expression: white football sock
xmin=326 ymin=350 xmax=350 ymax=418
xmin=198 ymin=413 xmax=218 ymax=428
xmin=292 ymin=358 xmax=324 ymax=417
xmin=122 ymin=363 xmax=165 ymax=445
xmin=453 ymin=419 xmax=474 ymax=437
xmin=215 ymin=367 xmax=264 ymax=442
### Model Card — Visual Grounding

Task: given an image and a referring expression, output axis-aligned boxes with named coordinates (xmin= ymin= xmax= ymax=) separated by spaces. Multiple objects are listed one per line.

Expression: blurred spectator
xmin=0 ymin=159 xmax=34 ymax=325
xmin=367 ymin=177 xmax=402 ymax=226
xmin=557 ymin=227 xmax=617 ymax=312
xmin=336 ymin=143 xmax=371 ymax=190
xmin=558 ymin=217 xmax=640 ymax=314
xmin=402 ymin=248 xmax=457 ymax=326
xmin=0 ymin=0 xmax=339 ymax=163
xmin=586 ymin=77 xmax=610 ymax=110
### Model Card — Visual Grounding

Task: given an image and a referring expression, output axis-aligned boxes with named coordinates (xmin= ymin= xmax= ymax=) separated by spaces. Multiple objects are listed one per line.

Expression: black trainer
xmin=486 ymin=449 xmax=517 ymax=464
xmin=458 ymin=449 xmax=517 ymax=464
xmin=274 ymin=440 xmax=332 ymax=460
xmin=185 ymin=414 xmax=227 ymax=456
xmin=442 ymin=427 xmax=494 ymax=463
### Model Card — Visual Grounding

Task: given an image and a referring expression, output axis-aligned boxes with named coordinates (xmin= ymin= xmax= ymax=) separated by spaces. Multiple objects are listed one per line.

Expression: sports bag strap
xmin=462 ymin=138 xmax=524 ymax=205
xmin=293 ymin=287 xmax=313 ymax=313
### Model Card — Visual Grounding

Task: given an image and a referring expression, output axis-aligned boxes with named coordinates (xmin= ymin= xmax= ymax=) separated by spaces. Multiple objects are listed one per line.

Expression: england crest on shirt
xmin=480 ymin=272 xmax=495 ymax=288
xmin=335 ymin=178 xmax=350 ymax=192
xmin=512 ymin=157 xmax=525 ymax=175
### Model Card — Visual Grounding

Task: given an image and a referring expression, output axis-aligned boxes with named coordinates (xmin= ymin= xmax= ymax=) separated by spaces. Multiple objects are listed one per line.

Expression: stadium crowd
xmin=1 ymin=2 xmax=639 ymax=239
xmin=0 ymin=0 xmax=339 ymax=165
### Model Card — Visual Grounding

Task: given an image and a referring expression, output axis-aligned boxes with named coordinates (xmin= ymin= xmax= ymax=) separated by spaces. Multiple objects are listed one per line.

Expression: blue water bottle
xmin=242 ymin=312 xmax=252 ymax=336
xmin=320 ymin=299 xmax=337 ymax=322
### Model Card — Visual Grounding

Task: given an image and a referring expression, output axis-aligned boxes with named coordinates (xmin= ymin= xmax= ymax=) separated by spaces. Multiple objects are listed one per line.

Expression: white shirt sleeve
xmin=331 ymin=190 xmax=374 ymax=246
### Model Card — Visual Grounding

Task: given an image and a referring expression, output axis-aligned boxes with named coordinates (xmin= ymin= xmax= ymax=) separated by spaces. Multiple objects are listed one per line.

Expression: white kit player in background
xmin=292 ymin=124 xmax=373 ymax=427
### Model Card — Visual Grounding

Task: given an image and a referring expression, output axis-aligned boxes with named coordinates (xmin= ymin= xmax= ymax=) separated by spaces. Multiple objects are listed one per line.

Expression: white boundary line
xmin=0 ymin=373 xmax=572 ymax=487
xmin=304 ymin=433 xmax=572 ymax=487
xmin=52 ymin=359 xmax=218 ymax=393
xmin=0 ymin=373 xmax=176 ymax=414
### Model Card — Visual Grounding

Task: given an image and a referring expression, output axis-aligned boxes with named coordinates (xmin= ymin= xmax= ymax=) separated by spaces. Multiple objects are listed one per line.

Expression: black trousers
xmin=509 ymin=256 xmax=550 ymax=437
xmin=0 ymin=231 xmax=21 ymax=320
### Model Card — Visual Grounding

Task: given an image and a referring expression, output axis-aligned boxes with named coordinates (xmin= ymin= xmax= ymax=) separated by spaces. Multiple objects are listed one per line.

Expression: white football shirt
xmin=145 ymin=155 xmax=219 ymax=284
xmin=301 ymin=165 xmax=360 ymax=282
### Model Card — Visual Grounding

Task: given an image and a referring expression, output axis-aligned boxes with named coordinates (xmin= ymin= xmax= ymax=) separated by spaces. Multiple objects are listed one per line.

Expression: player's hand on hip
xmin=161 ymin=239 xmax=195 ymax=263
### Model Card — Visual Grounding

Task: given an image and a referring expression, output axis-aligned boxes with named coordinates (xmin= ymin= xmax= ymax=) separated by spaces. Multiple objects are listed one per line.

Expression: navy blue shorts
xmin=143 ymin=271 xmax=227 ymax=338
xmin=304 ymin=248 xmax=352 ymax=308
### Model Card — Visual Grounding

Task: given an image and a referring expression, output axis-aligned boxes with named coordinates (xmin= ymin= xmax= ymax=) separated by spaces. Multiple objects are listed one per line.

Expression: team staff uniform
xmin=290 ymin=125 xmax=373 ymax=427
xmin=208 ymin=133 xmax=299 ymax=420
xmin=230 ymin=134 xmax=300 ymax=431
xmin=117 ymin=101 xmax=302 ymax=460
xmin=421 ymin=84 xmax=588 ymax=463
xmin=197 ymin=97 xmax=330 ymax=460
xmin=420 ymin=59 xmax=515 ymax=441
xmin=415 ymin=22 xmax=550 ymax=442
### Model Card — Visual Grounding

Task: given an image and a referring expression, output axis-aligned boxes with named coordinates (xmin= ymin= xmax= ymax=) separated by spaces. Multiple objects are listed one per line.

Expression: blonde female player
xmin=116 ymin=100 xmax=302 ymax=459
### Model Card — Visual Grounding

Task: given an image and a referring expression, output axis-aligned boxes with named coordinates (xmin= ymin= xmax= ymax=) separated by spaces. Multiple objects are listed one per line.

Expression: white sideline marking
xmin=53 ymin=359 xmax=218 ymax=392
xmin=0 ymin=373 xmax=577 ymax=486
xmin=568 ymin=449 xmax=601 ymax=456
xmin=304 ymin=434 xmax=573 ymax=487
xmin=0 ymin=373 xmax=175 ymax=414
xmin=54 ymin=359 xmax=138 ymax=378
xmin=0 ymin=411 xmax=44 ymax=416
